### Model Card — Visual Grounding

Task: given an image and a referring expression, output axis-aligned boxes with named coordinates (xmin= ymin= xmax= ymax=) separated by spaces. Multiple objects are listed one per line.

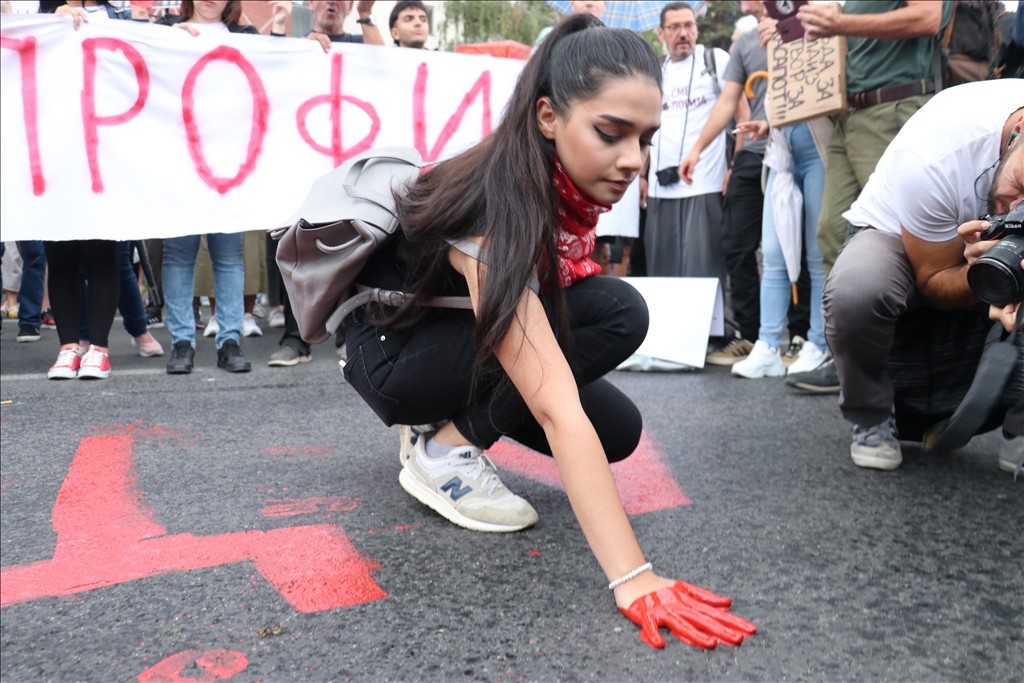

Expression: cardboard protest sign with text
xmin=766 ymin=32 xmax=846 ymax=128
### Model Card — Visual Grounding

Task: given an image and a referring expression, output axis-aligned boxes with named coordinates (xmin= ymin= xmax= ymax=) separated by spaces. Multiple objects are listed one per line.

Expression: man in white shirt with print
xmin=642 ymin=2 xmax=730 ymax=284
xmin=823 ymin=80 xmax=1024 ymax=473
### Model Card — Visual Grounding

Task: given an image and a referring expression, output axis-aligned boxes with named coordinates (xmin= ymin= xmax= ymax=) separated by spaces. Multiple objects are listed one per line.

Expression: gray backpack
xmin=268 ymin=147 xmax=494 ymax=344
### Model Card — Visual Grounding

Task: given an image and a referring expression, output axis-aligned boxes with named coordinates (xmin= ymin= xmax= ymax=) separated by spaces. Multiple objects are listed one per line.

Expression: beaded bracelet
xmin=608 ymin=562 xmax=652 ymax=590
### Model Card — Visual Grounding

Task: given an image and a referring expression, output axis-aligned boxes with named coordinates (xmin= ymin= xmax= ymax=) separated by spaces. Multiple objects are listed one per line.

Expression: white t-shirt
xmin=82 ymin=6 xmax=113 ymax=22
xmin=844 ymin=79 xmax=1024 ymax=242
xmin=647 ymin=45 xmax=730 ymax=200
xmin=596 ymin=177 xmax=640 ymax=238
xmin=184 ymin=21 xmax=232 ymax=34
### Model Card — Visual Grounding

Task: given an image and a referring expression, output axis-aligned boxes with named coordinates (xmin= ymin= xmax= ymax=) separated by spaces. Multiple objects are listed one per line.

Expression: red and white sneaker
xmin=78 ymin=345 xmax=111 ymax=379
xmin=47 ymin=346 xmax=84 ymax=379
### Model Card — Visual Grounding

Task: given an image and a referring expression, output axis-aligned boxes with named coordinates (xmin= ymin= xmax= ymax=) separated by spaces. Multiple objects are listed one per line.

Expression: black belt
xmin=848 ymin=79 xmax=935 ymax=110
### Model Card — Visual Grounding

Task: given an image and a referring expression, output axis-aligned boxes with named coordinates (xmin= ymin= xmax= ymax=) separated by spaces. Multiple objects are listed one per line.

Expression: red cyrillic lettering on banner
xmin=296 ymin=53 xmax=380 ymax=167
xmin=81 ymin=38 xmax=150 ymax=194
xmin=413 ymin=63 xmax=492 ymax=164
xmin=137 ymin=649 xmax=248 ymax=683
xmin=486 ymin=432 xmax=692 ymax=515
xmin=181 ymin=46 xmax=269 ymax=194
xmin=1 ymin=36 xmax=44 ymax=196
xmin=0 ymin=436 xmax=387 ymax=613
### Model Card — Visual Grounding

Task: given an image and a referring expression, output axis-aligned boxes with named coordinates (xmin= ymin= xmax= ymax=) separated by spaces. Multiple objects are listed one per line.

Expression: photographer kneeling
xmin=823 ymin=79 xmax=1024 ymax=473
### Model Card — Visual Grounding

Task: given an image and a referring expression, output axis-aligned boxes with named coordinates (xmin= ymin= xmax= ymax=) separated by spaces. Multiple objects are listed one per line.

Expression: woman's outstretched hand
xmin=619 ymin=580 xmax=757 ymax=650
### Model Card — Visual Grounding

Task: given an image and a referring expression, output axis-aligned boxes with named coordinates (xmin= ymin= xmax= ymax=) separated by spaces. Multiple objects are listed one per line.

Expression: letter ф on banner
xmin=296 ymin=53 xmax=380 ymax=168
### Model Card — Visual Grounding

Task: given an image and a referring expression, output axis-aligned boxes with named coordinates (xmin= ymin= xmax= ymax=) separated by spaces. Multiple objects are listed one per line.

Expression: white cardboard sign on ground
xmin=620 ymin=277 xmax=723 ymax=368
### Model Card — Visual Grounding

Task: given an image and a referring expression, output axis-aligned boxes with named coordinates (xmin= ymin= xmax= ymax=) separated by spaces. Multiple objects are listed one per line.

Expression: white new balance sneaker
xmin=399 ymin=433 xmax=538 ymax=533
xmin=786 ymin=341 xmax=829 ymax=375
xmin=731 ymin=340 xmax=786 ymax=379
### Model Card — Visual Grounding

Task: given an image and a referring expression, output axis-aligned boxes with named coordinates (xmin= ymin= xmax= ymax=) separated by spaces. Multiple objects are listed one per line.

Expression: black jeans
xmin=722 ymin=150 xmax=763 ymax=342
xmin=343 ymin=276 xmax=648 ymax=462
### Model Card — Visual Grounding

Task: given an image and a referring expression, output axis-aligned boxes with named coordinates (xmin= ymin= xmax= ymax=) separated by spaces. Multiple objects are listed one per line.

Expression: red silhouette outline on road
xmin=0 ymin=435 xmax=386 ymax=612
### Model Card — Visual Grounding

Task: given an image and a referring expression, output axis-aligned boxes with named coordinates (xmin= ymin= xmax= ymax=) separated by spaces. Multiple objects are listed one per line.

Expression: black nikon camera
xmin=967 ymin=202 xmax=1024 ymax=306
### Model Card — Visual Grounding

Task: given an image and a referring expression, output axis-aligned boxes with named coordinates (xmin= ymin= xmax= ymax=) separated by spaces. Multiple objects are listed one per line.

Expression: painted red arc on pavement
xmin=486 ymin=431 xmax=692 ymax=514
xmin=0 ymin=435 xmax=386 ymax=611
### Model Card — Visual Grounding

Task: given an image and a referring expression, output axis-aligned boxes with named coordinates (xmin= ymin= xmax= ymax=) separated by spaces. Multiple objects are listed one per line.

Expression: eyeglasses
xmin=661 ymin=23 xmax=696 ymax=33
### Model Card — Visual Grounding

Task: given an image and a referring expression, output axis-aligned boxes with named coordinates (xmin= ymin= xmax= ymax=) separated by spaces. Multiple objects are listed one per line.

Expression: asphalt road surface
xmin=1 ymin=314 xmax=1021 ymax=682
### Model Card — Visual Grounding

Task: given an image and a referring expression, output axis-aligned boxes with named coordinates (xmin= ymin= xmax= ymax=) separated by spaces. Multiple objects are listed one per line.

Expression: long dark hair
xmin=392 ymin=14 xmax=661 ymax=372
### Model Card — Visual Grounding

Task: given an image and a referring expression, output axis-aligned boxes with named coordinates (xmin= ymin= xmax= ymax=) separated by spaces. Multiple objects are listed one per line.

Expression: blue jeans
xmin=12 ymin=240 xmax=46 ymax=328
xmin=163 ymin=233 xmax=243 ymax=348
xmin=759 ymin=123 xmax=826 ymax=350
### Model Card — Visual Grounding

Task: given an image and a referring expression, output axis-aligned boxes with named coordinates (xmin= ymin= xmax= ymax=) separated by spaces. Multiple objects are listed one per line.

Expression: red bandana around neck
xmin=551 ymin=158 xmax=612 ymax=289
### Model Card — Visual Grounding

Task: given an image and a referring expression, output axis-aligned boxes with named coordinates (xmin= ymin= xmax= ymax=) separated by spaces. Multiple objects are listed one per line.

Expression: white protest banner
xmin=0 ymin=15 xmax=524 ymax=241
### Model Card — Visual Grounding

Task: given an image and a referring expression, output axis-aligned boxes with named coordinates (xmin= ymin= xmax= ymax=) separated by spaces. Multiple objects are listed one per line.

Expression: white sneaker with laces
xmin=399 ymin=433 xmax=538 ymax=533
xmin=851 ymin=416 xmax=902 ymax=470
xmin=998 ymin=433 xmax=1023 ymax=475
xmin=268 ymin=309 xmax=285 ymax=328
xmin=203 ymin=315 xmax=219 ymax=338
xmin=731 ymin=340 xmax=786 ymax=378
xmin=787 ymin=341 xmax=828 ymax=375
xmin=241 ymin=312 xmax=262 ymax=337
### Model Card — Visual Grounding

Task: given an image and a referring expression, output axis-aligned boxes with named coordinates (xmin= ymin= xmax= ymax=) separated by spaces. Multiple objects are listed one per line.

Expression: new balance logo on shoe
xmin=440 ymin=477 xmax=473 ymax=500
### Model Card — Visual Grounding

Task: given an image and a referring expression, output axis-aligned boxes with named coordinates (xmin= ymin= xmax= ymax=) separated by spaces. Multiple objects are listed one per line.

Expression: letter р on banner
xmin=766 ymin=33 xmax=846 ymax=128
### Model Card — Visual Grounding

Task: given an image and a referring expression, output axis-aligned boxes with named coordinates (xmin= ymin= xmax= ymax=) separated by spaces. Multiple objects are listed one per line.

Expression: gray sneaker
xmin=268 ymin=345 xmax=311 ymax=367
xmin=399 ymin=433 xmax=538 ymax=533
xmin=851 ymin=416 xmax=902 ymax=470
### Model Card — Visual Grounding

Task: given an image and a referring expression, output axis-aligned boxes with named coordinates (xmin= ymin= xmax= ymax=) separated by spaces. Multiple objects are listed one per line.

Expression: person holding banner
xmin=155 ymin=1 xmax=259 ymax=36
xmin=388 ymin=0 xmax=429 ymax=49
xmin=270 ymin=0 xmax=385 ymax=50
xmin=339 ymin=14 xmax=757 ymax=650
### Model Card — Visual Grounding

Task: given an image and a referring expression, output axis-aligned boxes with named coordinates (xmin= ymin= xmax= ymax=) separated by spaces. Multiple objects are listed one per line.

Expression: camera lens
xmin=968 ymin=235 xmax=1024 ymax=307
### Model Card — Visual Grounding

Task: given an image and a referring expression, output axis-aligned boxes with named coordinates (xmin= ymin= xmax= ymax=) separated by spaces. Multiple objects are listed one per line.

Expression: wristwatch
xmin=356 ymin=15 xmax=376 ymax=25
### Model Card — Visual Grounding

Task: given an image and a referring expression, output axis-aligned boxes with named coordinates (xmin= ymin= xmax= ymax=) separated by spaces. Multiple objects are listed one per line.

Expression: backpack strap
xmin=704 ymin=46 xmax=720 ymax=96
xmin=446 ymin=238 xmax=541 ymax=294
xmin=324 ymin=239 xmax=542 ymax=334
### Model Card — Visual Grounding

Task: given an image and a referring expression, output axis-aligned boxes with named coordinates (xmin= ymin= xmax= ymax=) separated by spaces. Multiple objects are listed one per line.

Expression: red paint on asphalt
xmin=261 ymin=496 xmax=357 ymax=517
xmin=137 ymin=649 xmax=247 ymax=683
xmin=486 ymin=431 xmax=691 ymax=514
xmin=0 ymin=436 xmax=386 ymax=612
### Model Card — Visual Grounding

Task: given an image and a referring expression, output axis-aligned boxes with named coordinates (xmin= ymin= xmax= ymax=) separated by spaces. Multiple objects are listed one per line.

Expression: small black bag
xmin=887 ymin=305 xmax=1023 ymax=442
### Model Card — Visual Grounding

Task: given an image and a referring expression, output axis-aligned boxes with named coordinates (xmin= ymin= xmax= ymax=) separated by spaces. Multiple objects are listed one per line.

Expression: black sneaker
xmin=217 ymin=340 xmax=251 ymax=373
xmin=40 ymin=309 xmax=56 ymax=329
xmin=166 ymin=341 xmax=195 ymax=374
xmin=146 ymin=308 xmax=164 ymax=329
xmin=16 ymin=325 xmax=41 ymax=342
xmin=785 ymin=356 xmax=839 ymax=393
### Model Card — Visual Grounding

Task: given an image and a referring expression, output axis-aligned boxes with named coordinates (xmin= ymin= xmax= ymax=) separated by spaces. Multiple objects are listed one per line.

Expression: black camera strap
xmin=923 ymin=304 xmax=1024 ymax=477
xmin=654 ymin=50 xmax=697 ymax=190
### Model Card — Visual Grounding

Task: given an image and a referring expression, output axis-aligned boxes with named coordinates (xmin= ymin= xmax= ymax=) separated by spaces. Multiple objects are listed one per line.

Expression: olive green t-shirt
xmin=844 ymin=0 xmax=952 ymax=94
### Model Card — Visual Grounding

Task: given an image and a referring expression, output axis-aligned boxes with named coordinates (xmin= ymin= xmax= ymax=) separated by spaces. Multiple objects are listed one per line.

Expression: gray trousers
xmin=823 ymin=228 xmax=1023 ymax=434
xmin=644 ymin=194 xmax=727 ymax=286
